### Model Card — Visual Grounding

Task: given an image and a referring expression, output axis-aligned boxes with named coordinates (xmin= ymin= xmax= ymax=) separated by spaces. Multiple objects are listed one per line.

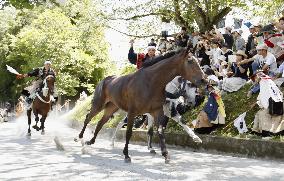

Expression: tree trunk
xmin=194 ymin=6 xmax=232 ymax=33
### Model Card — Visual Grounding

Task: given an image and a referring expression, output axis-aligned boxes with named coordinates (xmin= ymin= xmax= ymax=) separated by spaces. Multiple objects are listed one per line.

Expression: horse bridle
xmin=36 ymin=75 xmax=54 ymax=104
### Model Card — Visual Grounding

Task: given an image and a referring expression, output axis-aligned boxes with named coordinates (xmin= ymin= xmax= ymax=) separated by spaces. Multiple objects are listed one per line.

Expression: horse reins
xmin=36 ymin=75 xmax=54 ymax=104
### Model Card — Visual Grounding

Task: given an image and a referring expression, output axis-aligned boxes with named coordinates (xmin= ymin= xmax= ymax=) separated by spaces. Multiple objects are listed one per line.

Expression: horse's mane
xmin=142 ymin=49 xmax=183 ymax=68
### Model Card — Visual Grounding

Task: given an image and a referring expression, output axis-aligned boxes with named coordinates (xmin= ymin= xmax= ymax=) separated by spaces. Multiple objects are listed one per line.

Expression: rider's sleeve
xmin=128 ymin=47 xmax=137 ymax=65
xmin=165 ymin=91 xmax=180 ymax=99
xmin=27 ymin=68 xmax=40 ymax=77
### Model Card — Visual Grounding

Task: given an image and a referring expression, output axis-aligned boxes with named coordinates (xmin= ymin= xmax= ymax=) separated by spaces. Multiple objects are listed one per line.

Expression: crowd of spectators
xmin=128 ymin=16 xmax=284 ymax=137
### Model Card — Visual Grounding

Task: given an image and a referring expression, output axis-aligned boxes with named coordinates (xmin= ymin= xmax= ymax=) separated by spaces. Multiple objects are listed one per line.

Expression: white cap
xmin=44 ymin=60 xmax=52 ymax=65
xmin=256 ymin=44 xmax=268 ymax=50
xmin=147 ymin=46 xmax=156 ymax=51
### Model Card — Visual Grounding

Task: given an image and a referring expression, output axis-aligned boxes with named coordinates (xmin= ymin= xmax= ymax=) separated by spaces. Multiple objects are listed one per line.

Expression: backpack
xmin=268 ymin=97 xmax=283 ymax=116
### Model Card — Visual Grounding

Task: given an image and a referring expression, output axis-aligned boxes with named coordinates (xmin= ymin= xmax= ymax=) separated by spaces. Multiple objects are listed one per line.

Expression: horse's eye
xmin=187 ymin=59 xmax=193 ymax=64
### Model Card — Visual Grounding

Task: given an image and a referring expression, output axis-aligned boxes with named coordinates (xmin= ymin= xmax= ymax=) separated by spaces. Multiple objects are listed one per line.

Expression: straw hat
xmin=234 ymin=50 xmax=247 ymax=58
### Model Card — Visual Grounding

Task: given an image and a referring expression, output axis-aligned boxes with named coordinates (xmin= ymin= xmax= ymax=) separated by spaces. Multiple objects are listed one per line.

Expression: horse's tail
xmin=91 ymin=76 xmax=114 ymax=111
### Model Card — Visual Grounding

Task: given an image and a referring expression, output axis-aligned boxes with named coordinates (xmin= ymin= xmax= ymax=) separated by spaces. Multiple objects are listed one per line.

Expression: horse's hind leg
xmin=76 ymin=107 xmax=101 ymax=141
xmin=27 ymin=109 xmax=32 ymax=136
xmin=85 ymin=102 xmax=118 ymax=145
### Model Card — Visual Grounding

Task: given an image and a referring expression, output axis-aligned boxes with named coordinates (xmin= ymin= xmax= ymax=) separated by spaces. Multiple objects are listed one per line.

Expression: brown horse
xmin=76 ymin=48 xmax=206 ymax=163
xmin=27 ymin=75 xmax=55 ymax=136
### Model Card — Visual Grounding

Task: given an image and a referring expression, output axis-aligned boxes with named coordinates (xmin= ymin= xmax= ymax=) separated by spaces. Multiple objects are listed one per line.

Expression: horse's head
xmin=42 ymin=75 xmax=55 ymax=97
xmin=178 ymin=49 xmax=207 ymax=92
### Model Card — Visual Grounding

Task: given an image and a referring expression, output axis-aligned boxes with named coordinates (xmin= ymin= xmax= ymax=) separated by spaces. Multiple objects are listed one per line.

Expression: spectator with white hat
xmin=243 ymin=44 xmax=277 ymax=97
xmin=243 ymin=44 xmax=277 ymax=76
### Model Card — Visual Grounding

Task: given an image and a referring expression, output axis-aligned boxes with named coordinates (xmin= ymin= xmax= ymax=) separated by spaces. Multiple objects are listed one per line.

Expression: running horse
xmin=26 ymin=75 xmax=55 ymax=136
xmin=75 ymin=48 xmax=206 ymax=163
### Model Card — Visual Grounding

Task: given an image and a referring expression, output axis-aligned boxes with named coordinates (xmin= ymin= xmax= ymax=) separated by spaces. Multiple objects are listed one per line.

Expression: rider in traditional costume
xmin=17 ymin=60 xmax=57 ymax=107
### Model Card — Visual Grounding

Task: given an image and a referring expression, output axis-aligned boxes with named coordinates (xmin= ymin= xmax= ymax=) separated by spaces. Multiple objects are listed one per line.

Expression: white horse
xmin=111 ymin=76 xmax=204 ymax=151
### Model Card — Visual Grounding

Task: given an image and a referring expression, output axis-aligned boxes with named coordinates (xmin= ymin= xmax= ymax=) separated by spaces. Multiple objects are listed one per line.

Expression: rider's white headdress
xmin=44 ymin=60 xmax=52 ymax=65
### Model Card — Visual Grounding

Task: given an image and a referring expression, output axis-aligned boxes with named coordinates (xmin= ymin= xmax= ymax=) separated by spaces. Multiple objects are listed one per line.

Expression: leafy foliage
xmin=0 ymin=0 xmax=110 ymax=101
xmin=249 ymin=0 xmax=284 ymax=23
xmin=99 ymin=0 xmax=248 ymax=34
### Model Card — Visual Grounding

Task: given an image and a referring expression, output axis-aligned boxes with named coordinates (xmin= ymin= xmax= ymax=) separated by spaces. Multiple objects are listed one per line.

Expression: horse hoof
xmin=80 ymin=139 xmax=85 ymax=146
xmin=193 ymin=137 xmax=202 ymax=143
xmin=26 ymin=132 xmax=31 ymax=137
xmin=32 ymin=125 xmax=40 ymax=131
xmin=85 ymin=141 xmax=92 ymax=145
xmin=164 ymin=155 xmax=170 ymax=164
xmin=149 ymin=149 xmax=156 ymax=154
xmin=124 ymin=157 xmax=131 ymax=163
xmin=74 ymin=137 xmax=80 ymax=142
xmin=41 ymin=130 xmax=45 ymax=135
xmin=165 ymin=158 xmax=170 ymax=164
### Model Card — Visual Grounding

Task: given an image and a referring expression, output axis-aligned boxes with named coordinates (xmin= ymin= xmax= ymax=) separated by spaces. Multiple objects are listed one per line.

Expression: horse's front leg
xmin=145 ymin=114 xmax=155 ymax=154
xmin=32 ymin=112 xmax=40 ymax=131
xmin=40 ymin=116 xmax=47 ymax=135
xmin=155 ymin=112 xmax=170 ymax=164
xmin=27 ymin=109 xmax=32 ymax=136
xmin=123 ymin=113 xmax=135 ymax=163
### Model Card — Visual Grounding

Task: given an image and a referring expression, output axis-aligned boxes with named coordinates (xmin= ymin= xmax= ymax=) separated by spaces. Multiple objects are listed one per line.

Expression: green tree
xmin=100 ymin=0 xmax=248 ymax=34
xmin=0 ymin=0 xmax=110 ymax=101
xmin=250 ymin=0 xmax=284 ymax=23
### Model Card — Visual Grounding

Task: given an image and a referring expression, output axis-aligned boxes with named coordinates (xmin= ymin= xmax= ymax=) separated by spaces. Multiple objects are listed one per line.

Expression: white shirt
xmin=278 ymin=62 xmax=284 ymax=77
xmin=253 ymin=52 xmax=277 ymax=74
xmin=206 ymin=48 xmax=222 ymax=66
xmin=257 ymin=76 xmax=283 ymax=109
xmin=165 ymin=76 xmax=181 ymax=94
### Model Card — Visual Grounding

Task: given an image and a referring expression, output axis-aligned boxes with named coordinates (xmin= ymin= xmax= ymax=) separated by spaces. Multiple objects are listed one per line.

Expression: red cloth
xmin=264 ymin=40 xmax=275 ymax=48
xmin=136 ymin=53 xmax=145 ymax=69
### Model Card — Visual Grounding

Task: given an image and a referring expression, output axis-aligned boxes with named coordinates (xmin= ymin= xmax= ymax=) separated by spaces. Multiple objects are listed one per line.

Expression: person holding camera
xmin=176 ymin=27 xmax=189 ymax=48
